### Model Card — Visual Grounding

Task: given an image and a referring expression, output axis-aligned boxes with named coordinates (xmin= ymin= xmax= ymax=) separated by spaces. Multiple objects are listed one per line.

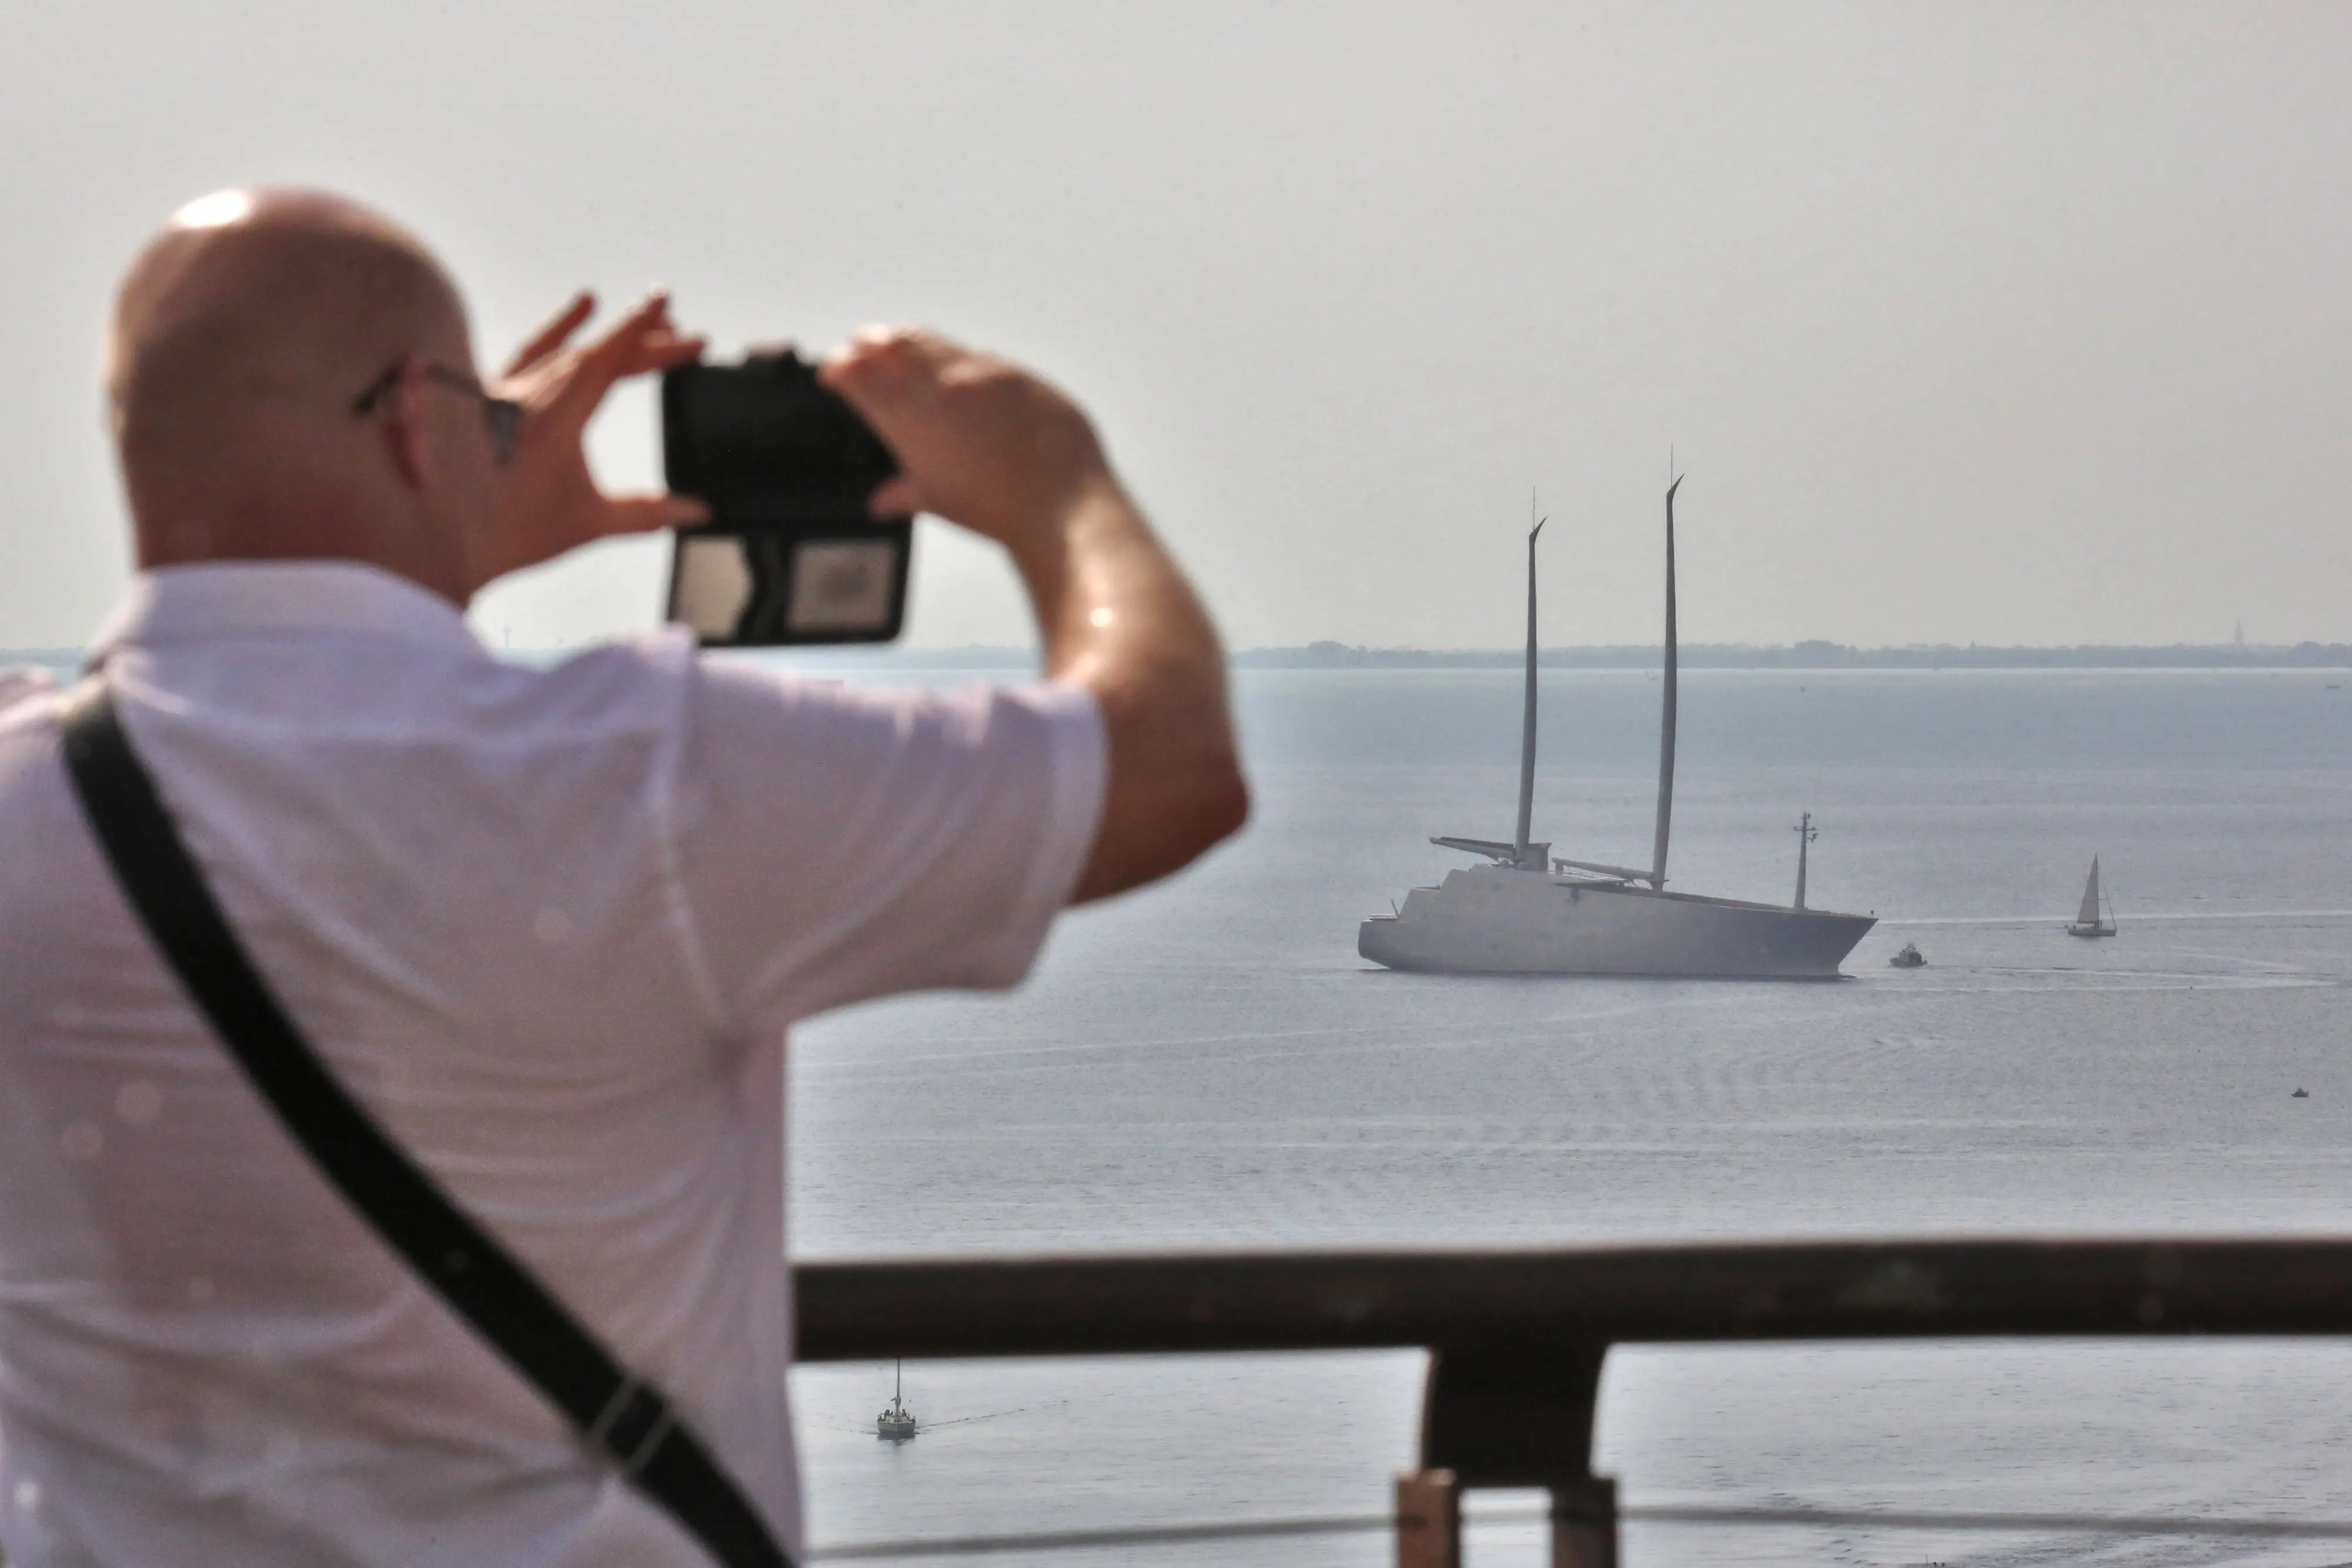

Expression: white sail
xmin=2077 ymin=857 xmax=2103 ymax=928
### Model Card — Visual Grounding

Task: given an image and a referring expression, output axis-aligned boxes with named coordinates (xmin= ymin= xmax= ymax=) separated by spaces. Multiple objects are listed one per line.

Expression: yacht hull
xmin=1359 ymin=865 xmax=1875 ymax=978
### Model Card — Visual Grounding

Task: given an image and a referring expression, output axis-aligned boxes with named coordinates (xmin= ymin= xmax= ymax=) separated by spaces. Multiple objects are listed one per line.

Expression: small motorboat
xmin=876 ymin=1360 xmax=918 ymax=1442
xmin=2293 ymin=1088 xmax=2311 ymax=1099
xmin=1888 ymin=942 xmax=1926 ymax=969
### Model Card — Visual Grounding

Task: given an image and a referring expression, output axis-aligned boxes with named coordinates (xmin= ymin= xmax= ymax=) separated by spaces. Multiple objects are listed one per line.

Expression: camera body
xmin=661 ymin=351 xmax=913 ymax=646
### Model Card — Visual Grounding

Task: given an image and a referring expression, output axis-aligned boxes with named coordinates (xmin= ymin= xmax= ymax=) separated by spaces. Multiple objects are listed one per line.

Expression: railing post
xmin=1395 ymin=1468 xmax=1461 ymax=1568
xmin=1550 ymin=1473 xmax=1618 ymax=1568
xmin=1419 ymin=1342 xmax=1616 ymax=1568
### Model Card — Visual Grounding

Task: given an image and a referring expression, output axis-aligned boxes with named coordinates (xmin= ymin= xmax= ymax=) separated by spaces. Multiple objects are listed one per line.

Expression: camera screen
xmin=667 ymin=527 xmax=911 ymax=645
xmin=786 ymin=540 xmax=900 ymax=633
xmin=672 ymin=533 xmax=756 ymax=641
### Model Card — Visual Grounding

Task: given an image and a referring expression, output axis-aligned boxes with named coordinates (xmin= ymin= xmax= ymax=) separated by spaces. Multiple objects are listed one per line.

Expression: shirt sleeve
xmin=670 ymin=656 xmax=1107 ymax=1034
xmin=0 ymin=667 xmax=59 ymax=708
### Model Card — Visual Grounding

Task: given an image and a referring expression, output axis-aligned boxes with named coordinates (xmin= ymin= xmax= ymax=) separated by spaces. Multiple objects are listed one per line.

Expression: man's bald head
xmin=111 ymin=189 xmax=464 ymax=456
xmin=108 ymin=189 xmax=492 ymax=591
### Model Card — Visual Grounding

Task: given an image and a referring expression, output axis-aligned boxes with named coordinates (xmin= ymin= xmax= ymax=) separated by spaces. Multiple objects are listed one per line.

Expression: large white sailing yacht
xmin=1358 ymin=480 xmax=1876 ymax=978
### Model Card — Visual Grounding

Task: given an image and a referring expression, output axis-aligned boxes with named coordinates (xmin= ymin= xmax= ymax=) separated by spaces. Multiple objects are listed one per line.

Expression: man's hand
xmin=465 ymin=291 xmax=708 ymax=597
xmin=820 ymin=328 xmax=1114 ymax=561
xmin=823 ymin=325 xmax=1249 ymax=901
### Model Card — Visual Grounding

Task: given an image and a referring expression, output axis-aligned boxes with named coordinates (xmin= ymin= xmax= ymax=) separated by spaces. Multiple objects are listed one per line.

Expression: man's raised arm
xmin=823 ymin=328 xmax=1248 ymax=901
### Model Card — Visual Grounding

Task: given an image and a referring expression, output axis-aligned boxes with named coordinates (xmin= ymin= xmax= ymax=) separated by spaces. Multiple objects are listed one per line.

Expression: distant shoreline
xmin=12 ymin=640 xmax=2351 ymax=672
xmin=795 ymin=640 xmax=2352 ymax=671
xmin=1229 ymin=639 xmax=2352 ymax=671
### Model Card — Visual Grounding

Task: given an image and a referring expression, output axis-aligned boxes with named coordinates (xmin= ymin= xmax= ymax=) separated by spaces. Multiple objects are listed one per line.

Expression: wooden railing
xmin=793 ymin=1238 xmax=2352 ymax=1566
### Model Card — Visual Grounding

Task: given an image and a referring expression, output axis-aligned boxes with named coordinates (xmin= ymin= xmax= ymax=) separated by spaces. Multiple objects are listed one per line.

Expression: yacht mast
xmin=1793 ymin=811 xmax=1816 ymax=910
xmin=1651 ymin=476 xmax=1683 ymax=888
xmin=1514 ymin=499 xmax=1545 ymax=866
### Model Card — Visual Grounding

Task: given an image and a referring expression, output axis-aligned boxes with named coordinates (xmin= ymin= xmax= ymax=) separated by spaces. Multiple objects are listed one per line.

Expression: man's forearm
xmin=818 ymin=327 xmax=1249 ymax=899
xmin=1010 ymin=481 xmax=1247 ymax=902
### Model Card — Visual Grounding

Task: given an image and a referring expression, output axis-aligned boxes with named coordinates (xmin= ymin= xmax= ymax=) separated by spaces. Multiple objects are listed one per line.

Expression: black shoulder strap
xmin=56 ymin=680 xmax=791 ymax=1568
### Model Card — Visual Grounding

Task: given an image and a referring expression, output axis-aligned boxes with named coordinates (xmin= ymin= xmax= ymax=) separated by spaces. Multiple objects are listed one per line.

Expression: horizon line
xmin=10 ymin=638 xmax=2352 ymax=668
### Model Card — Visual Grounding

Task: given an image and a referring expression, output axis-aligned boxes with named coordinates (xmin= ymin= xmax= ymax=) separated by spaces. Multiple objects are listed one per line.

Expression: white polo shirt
xmin=0 ymin=562 xmax=1105 ymax=1567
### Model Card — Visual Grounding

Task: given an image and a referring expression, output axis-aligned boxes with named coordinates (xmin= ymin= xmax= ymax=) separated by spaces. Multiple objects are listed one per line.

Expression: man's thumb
xmin=867 ymin=477 xmax=923 ymax=519
xmin=610 ymin=493 xmax=711 ymax=536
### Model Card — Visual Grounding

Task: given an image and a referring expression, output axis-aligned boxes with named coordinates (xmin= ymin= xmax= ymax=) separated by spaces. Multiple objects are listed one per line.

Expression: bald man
xmin=0 ymin=190 xmax=1245 ymax=1566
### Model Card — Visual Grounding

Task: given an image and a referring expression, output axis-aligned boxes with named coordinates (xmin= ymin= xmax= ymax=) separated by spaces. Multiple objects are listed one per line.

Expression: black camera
xmin=660 ymin=350 xmax=913 ymax=645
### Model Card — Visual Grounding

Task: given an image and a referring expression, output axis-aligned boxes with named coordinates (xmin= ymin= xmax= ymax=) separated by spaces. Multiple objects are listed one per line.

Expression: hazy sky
xmin=5 ymin=3 xmax=2348 ymax=650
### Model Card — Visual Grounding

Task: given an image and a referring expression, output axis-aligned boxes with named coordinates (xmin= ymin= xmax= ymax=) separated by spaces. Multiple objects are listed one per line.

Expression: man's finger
xmin=584 ymin=292 xmax=681 ymax=372
xmin=503 ymin=293 xmax=596 ymax=379
xmin=550 ymin=293 xmax=687 ymax=418
xmin=605 ymin=492 xmax=711 ymax=536
xmin=823 ymin=326 xmax=965 ymax=390
xmin=867 ymin=476 xmax=924 ymax=518
xmin=821 ymin=332 xmax=963 ymax=467
xmin=611 ymin=331 xmax=707 ymax=379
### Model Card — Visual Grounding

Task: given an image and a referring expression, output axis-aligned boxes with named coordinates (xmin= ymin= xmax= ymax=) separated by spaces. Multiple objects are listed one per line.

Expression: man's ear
xmin=376 ymin=363 xmax=437 ymax=493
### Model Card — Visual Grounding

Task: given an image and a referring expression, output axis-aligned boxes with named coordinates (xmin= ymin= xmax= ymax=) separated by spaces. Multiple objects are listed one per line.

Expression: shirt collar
xmin=87 ymin=561 xmax=480 ymax=666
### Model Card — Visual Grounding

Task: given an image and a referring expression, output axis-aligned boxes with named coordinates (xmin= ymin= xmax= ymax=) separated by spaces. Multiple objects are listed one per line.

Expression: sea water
xmin=789 ymin=668 xmax=2352 ymax=1567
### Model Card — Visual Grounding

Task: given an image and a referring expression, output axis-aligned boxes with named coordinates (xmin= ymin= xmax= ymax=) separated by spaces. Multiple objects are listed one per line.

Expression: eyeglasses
xmin=351 ymin=360 xmax=524 ymax=466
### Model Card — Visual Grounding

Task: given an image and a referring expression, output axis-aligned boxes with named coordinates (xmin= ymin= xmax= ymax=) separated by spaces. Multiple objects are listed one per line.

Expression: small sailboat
xmin=1888 ymin=942 xmax=1926 ymax=969
xmin=876 ymin=1359 xmax=918 ymax=1442
xmin=2066 ymin=857 xmax=2117 ymax=938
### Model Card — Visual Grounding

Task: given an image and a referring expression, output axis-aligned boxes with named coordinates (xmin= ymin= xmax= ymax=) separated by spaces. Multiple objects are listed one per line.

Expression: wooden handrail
xmin=793 ymin=1238 xmax=2352 ymax=1568
xmin=793 ymin=1236 xmax=2352 ymax=1361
